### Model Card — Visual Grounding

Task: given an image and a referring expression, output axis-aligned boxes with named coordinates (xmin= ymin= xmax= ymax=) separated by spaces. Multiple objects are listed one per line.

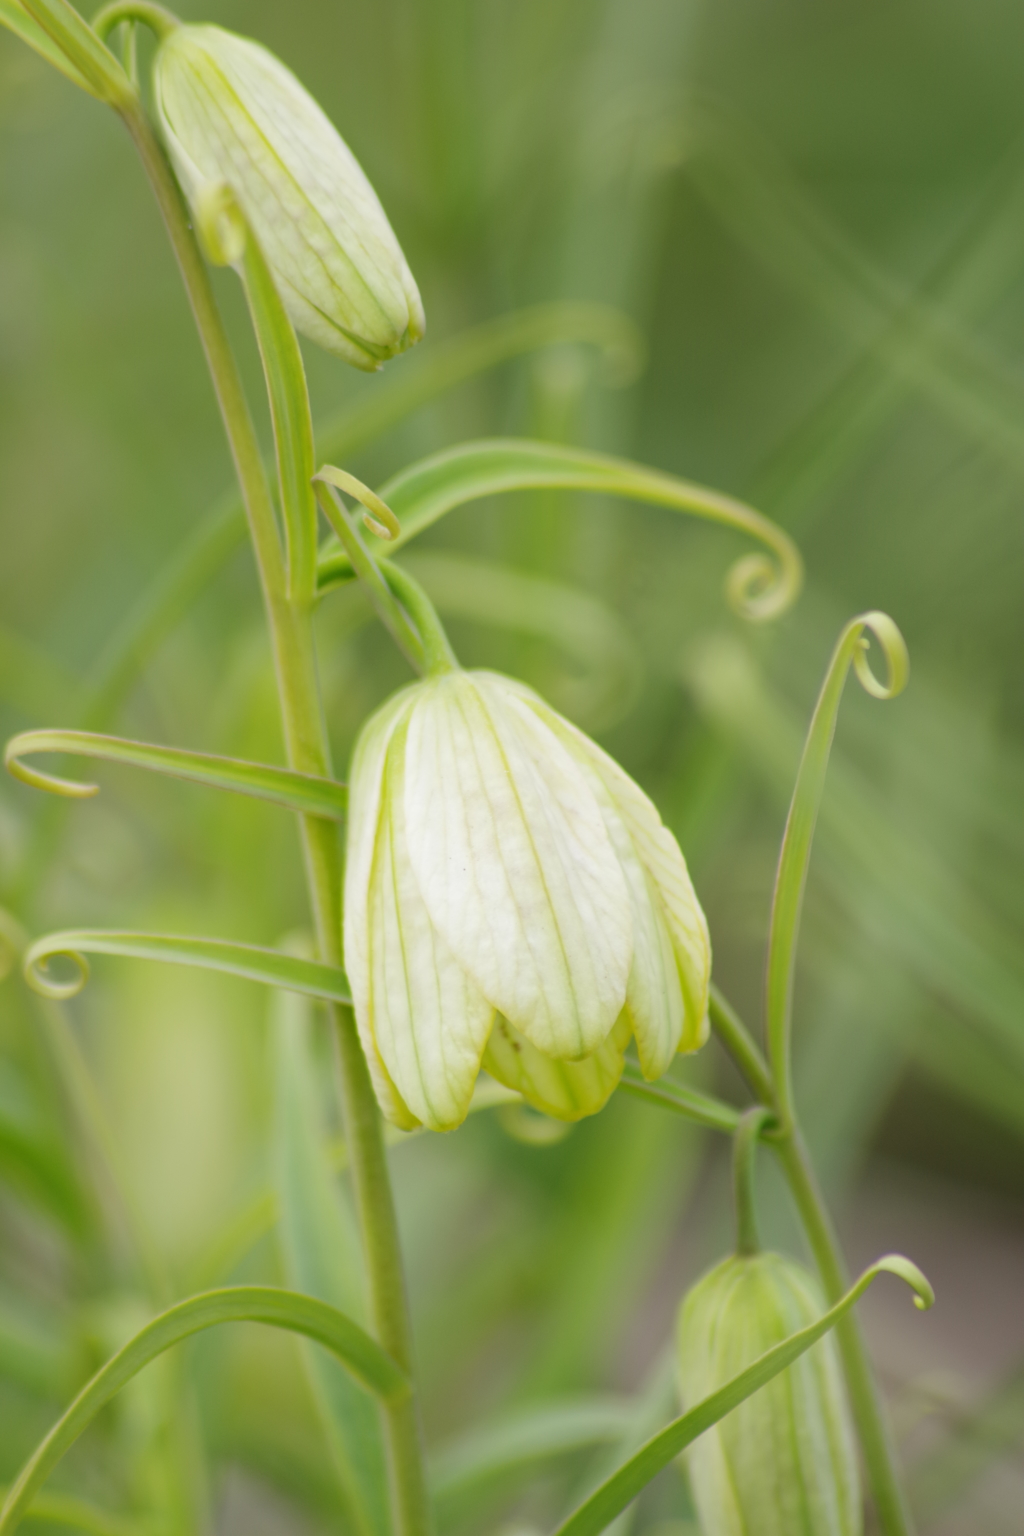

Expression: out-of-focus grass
xmin=2 ymin=2 xmax=1024 ymax=1532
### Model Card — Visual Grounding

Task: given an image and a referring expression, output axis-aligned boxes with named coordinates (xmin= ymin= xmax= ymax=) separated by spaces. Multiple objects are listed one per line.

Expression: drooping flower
xmin=677 ymin=1252 xmax=861 ymax=1536
xmin=153 ymin=24 xmax=424 ymax=370
xmin=343 ymin=669 xmax=710 ymax=1132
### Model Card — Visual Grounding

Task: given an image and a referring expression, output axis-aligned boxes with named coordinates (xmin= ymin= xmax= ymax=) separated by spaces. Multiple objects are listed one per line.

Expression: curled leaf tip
xmin=851 ymin=611 xmax=909 ymax=700
xmin=725 ymin=546 xmax=803 ymax=623
xmin=24 ymin=940 xmax=90 ymax=1001
xmin=314 ymin=465 xmax=402 ymax=540
xmin=5 ymin=734 xmax=99 ymax=799
xmin=871 ymin=1253 xmax=935 ymax=1311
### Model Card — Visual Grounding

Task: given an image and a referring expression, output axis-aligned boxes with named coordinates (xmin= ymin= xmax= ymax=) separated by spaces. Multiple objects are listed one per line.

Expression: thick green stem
xmin=776 ymin=1133 xmax=917 ymax=1536
xmin=710 ymin=997 xmax=916 ymax=1536
xmin=118 ymin=100 xmax=431 ymax=1536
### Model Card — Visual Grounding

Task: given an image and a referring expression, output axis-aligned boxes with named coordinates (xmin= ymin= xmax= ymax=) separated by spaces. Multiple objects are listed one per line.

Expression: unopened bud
xmin=153 ymin=24 xmax=424 ymax=370
xmin=677 ymin=1252 xmax=861 ymax=1535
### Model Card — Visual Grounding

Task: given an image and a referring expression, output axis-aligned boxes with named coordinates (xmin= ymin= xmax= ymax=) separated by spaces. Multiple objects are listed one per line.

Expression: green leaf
xmin=316 ymin=438 xmax=803 ymax=623
xmin=13 ymin=0 xmax=130 ymax=101
xmin=763 ymin=612 xmax=908 ymax=1126
xmin=0 ymin=1487 xmax=146 ymax=1536
xmin=616 ymin=1062 xmax=741 ymax=1134
xmin=552 ymin=1255 xmax=933 ymax=1536
xmin=213 ymin=189 xmax=318 ymax=602
xmin=5 ymin=728 xmax=346 ymax=818
xmin=0 ymin=1286 xmax=408 ymax=1536
xmin=22 ymin=930 xmax=351 ymax=1005
xmin=272 ymin=983 xmax=390 ymax=1536
xmin=77 ymin=303 xmax=642 ymax=734
xmin=0 ymin=0 xmax=97 ymax=93
xmin=0 ymin=1058 xmax=87 ymax=1233
xmin=687 ymin=634 xmax=1024 ymax=1085
xmin=431 ymin=1396 xmax=635 ymax=1502
xmin=0 ymin=1288 xmax=74 ymax=1400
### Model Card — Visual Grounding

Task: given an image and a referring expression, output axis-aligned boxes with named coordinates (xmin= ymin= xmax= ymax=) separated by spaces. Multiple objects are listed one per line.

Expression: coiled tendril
xmin=24 ymin=937 xmax=90 ymax=1001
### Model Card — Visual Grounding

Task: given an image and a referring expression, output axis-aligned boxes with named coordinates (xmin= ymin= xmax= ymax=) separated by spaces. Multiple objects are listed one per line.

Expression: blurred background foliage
xmin=2 ymin=1 xmax=1024 ymax=1532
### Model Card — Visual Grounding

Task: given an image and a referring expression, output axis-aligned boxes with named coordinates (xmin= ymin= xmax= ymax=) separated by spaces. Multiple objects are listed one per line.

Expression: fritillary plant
xmin=0 ymin=4 xmax=933 ymax=1534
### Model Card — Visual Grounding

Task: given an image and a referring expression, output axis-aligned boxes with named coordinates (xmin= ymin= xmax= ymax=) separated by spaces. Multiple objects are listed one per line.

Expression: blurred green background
xmin=2 ymin=1 xmax=1024 ymax=1532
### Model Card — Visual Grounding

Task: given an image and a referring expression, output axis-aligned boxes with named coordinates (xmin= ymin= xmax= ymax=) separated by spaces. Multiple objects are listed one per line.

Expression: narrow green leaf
xmin=0 ymin=1289 xmax=74 ymax=1400
xmin=207 ymin=188 xmax=317 ymax=602
xmin=0 ymin=1286 xmax=408 ymax=1536
xmin=0 ymin=1487 xmax=146 ymax=1536
xmin=5 ymin=728 xmax=346 ymax=818
xmin=764 ymin=612 xmax=908 ymax=1126
xmin=552 ymin=1256 xmax=933 ymax=1536
xmin=22 ymin=930 xmax=351 ymax=1005
xmin=617 ymin=1062 xmax=741 ymax=1134
xmin=15 ymin=0 xmax=130 ymax=101
xmin=688 ymin=635 xmax=1024 ymax=1082
xmin=0 ymin=0 xmax=97 ymax=93
xmin=431 ymin=1397 xmax=635 ymax=1502
xmin=0 ymin=1071 xmax=87 ymax=1233
xmin=316 ymin=439 xmax=802 ymax=622
xmin=72 ymin=303 xmax=644 ymax=734
xmin=272 ymin=983 xmax=390 ymax=1536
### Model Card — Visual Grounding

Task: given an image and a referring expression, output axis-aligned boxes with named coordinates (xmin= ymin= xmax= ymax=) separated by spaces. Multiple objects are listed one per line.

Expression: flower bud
xmin=677 ymin=1252 xmax=861 ymax=1536
xmin=153 ymin=24 xmax=424 ymax=370
xmin=344 ymin=669 xmax=710 ymax=1132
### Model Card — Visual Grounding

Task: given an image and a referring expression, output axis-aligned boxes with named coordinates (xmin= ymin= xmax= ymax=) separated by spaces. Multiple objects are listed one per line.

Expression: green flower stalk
xmin=152 ymin=23 xmax=425 ymax=370
xmin=344 ymin=668 xmax=710 ymax=1131
xmin=677 ymin=1252 xmax=861 ymax=1536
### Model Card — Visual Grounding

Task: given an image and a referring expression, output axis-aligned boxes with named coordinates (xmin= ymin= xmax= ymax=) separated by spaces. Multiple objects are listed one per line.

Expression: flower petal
xmin=343 ymin=686 xmax=423 ymax=1129
xmin=365 ymin=720 xmax=494 ymax=1131
xmin=515 ymin=685 xmax=711 ymax=1059
xmin=403 ymin=672 xmax=632 ymax=1059
xmin=483 ymin=1013 xmax=629 ymax=1122
xmin=613 ymin=842 xmax=686 ymax=1078
xmin=155 ymin=26 xmax=423 ymax=367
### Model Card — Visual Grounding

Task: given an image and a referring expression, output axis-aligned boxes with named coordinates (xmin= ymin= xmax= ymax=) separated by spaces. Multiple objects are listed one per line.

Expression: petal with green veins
xmin=404 ymin=672 xmax=632 ymax=1060
xmin=483 ymin=1013 xmax=630 ymax=1122
xmin=343 ymin=685 xmax=421 ymax=1130
xmin=367 ymin=720 xmax=494 ymax=1132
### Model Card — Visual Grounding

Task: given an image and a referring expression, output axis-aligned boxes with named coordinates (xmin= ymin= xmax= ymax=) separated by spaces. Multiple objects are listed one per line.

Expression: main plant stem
xmin=711 ymin=1000 xmax=916 ymax=1536
xmin=776 ymin=1132 xmax=915 ymax=1536
xmin=121 ymin=101 xmax=432 ymax=1536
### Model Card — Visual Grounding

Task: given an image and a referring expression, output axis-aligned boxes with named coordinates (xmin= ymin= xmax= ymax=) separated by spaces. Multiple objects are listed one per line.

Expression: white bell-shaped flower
xmin=153 ymin=25 xmax=424 ymax=370
xmin=344 ymin=670 xmax=710 ymax=1131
